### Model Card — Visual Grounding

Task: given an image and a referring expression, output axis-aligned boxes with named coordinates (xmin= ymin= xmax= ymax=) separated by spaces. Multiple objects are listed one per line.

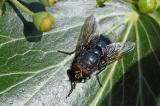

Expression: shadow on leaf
xmin=8 ymin=1 xmax=43 ymax=42
xmin=102 ymin=48 xmax=160 ymax=106
xmin=18 ymin=1 xmax=45 ymax=12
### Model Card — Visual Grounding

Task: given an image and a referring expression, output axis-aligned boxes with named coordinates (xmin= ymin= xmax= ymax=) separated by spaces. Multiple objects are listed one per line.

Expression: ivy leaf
xmin=0 ymin=0 xmax=160 ymax=106
xmin=150 ymin=6 xmax=160 ymax=25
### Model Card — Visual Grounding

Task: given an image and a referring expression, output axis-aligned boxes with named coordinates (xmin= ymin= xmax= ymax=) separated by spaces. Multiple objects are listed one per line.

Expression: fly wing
xmin=101 ymin=41 xmax=135 ymax=65
xmin=76 ymin=15 xmax=100 ymax=56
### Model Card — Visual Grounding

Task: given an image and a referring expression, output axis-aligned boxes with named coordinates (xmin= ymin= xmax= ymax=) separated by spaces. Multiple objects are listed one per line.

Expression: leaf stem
xmin=157 ymin=0 xmax=160 ymax=8
xmin=0 ymin=0 xmax=4 ymax=16
xmin=0 ymin=0 xmax=4 ymax=8
xmin=10 ymin=0 xmax=34 ymax=16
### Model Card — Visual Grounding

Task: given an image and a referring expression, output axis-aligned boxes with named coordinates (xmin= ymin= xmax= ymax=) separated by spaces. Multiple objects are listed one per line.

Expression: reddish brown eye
xmin=73 ymin=64 xmax=81 ymax=72
xmin=82 ymin=69 xmax=91 ymax=77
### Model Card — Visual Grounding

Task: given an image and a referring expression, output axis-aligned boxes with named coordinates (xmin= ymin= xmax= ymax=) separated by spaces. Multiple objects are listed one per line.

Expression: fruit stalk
xmin=0 ymin=0 xmax=5 ymax=16
xmin=10 ymin=0 xmax=34 ymax=16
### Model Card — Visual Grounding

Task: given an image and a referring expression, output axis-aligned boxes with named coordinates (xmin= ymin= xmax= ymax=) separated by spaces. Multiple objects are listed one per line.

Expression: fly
xmin=58 ymin=15 xmax=135 ymax=97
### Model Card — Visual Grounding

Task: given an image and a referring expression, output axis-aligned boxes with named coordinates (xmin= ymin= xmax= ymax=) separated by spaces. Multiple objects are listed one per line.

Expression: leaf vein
xmin=139 ymin=20 xmax=160 ymax=65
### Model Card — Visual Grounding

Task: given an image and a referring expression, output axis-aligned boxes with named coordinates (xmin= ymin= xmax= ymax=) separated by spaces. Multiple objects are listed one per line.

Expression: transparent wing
xmin=102 ymin=41 xmax=135 ymax=65
xmin=76 ymin=15 xmax=100 ymax=55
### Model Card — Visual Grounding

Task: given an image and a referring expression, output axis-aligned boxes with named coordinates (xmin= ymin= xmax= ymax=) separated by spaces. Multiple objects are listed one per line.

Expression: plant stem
xmin=157 ymin=0 xmax=160 ymax=8
xmin=0 ymin=0 xmax=4 ymax=16
xmin=11 ymin=0 xmax=34 ymax=16
xmin=0 ymin=0 xmax=4 ymax=8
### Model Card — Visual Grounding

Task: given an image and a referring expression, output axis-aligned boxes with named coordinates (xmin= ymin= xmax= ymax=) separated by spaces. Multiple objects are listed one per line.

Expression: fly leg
xmin=66 ymin=69 xmax=76 ymax=98
xmin=57 ymin=50 xmax=75 ymax=55
xmin=96 ymin=63 xmax=106 ymax=87
xmin=96 ymin=71 xmax=103 ymax=87
xmin=66 ymin=81 xmax=76 ymax=98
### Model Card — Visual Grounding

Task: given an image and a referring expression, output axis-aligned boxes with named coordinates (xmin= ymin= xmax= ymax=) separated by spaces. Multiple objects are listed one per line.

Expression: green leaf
xmin=0 ymin=0 xmax=160 ymax=106
xmin=150 ymin=6 xmax=160 ymax=25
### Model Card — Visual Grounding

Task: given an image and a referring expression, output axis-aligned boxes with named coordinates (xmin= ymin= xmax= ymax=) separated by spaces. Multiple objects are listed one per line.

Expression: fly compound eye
xmin=74 ymin=64 xmax=83 ymax=78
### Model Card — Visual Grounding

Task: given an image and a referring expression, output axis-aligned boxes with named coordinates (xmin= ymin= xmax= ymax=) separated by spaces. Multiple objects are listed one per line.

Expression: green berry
xmin=138 ymin=0 xmax=157 ymax=13
xmin=39 ymin=0 xmax=58 ymax=7
xmin=96 ymin=0 xmax=105 ymax=7
xmin=32 ymin=12 xmax=56 ymax=32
